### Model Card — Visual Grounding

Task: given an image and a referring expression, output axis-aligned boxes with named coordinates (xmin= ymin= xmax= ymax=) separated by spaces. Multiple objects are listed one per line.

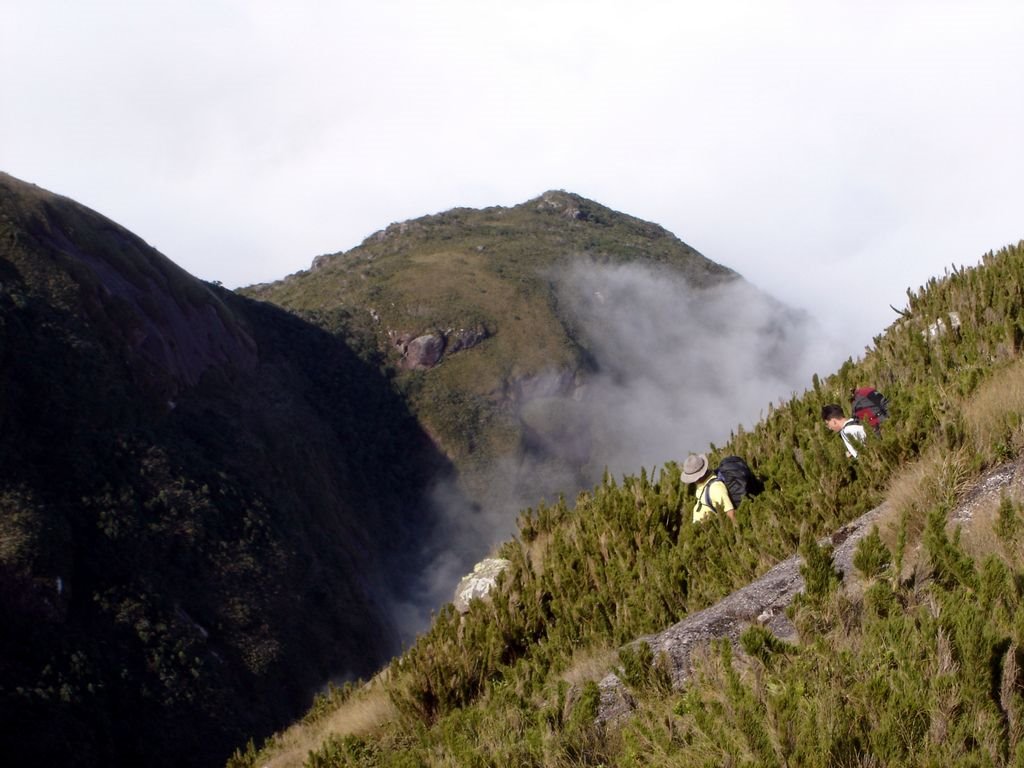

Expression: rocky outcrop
xmin=594 ymin=459 xmax=1024 ymax=724
xmin=389 ymin=324 xmax=490 ymax=370
xmin=925 ymin=311 xmax=962 ymax=340
xmin=595 ymin=502 xmax=887 ymax=724
xmin=453 ymin=558 xmax=511 ymax=614
xmin=16 ymin=182 xmax=259 ymax=395
xmin=402 ymin=332 xmax=446 ymax=370
xmin=535 ymin=191 xmax=586 ymax=220
xmin=445 ymin=325 xmax=489 ymax=355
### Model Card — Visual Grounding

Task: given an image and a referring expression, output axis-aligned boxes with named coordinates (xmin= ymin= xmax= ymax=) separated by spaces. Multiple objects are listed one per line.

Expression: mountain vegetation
xmin=6 ymin=168 xmax=1024 ymax=767
xmin=0 ymin=173 xmax=455 ymax=767
xmin=232 ymin=239 xmax=1024 ymax=767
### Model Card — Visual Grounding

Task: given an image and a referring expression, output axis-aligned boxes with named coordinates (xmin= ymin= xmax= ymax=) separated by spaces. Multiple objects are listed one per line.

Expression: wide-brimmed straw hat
xmin=681 ymin=453 xmax=709 ymax=483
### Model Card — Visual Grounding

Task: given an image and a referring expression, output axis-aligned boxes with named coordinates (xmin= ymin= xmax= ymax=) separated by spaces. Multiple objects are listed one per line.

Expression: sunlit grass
xmin=962 ymin=356 xmax=1024 ymax=460
xmin=559 ymin=644 xmax=618 ymax=689
xmin=881 ymin=447 xmax=972 ymax=566
xmin=255 ymin=677 xmax=397 ymax=768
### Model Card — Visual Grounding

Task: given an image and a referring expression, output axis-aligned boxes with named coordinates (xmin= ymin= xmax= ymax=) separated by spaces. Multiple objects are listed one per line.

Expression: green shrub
xmin=853 ymin=526 xmax=892 ymax=579
xmin=996 ymin=493 xmax=1023 ymax=545
xmin=618 ymin=642 xmax=672 ymax=695
xmin=739 ymin=624 xmax=796 ymax=667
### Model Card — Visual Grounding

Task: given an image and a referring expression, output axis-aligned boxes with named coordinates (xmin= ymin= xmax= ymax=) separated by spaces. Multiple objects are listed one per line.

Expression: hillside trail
xmin=597 ymin=457 xmax=1024 ymax=722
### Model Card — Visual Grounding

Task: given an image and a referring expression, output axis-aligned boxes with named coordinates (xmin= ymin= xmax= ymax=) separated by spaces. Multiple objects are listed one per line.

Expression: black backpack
xmin=851 ymin=387 xmax=889 ymax=432
xmin=704 ymin=455 xmax=764 ymax=508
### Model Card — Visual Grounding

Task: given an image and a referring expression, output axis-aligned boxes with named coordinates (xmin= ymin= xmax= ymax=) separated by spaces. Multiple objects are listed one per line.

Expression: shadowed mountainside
xmin=0 ymin=173 xmax=455 ymax=768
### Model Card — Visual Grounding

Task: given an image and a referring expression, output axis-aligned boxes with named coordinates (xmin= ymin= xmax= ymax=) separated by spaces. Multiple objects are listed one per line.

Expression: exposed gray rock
xmin=595 ymin=459 xmax=1024 ymax=725
xmin=70 ymin=228 xmax=258 ymax=393
xmin=445 ymin=324 xmax=489 ymax=354
xmin=596 ymin=504 xmax=887 ymax=723
xmin=453 ymin=558 xmax=511 ymax=614
xmin=535 ymin=191 xmax=584 ymax=220
xmin=388 ymin=325 xmax=488 ymax=369
xmin=925 ymin=311 xmax=963 ymax=340
xmin=370 ymin=221 xmax=417 ymax=242
xmin=388 ymin=330 xmax=415 ymax=354
xmin=310 ymin=253 xmax=332 ymax=271
xmin=401 ymin=332 xmax=445 ymax=370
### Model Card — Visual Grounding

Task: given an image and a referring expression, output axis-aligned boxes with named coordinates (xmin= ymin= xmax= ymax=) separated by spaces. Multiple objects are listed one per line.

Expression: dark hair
xmin=821 ymin=404 xmax=845 ymax=421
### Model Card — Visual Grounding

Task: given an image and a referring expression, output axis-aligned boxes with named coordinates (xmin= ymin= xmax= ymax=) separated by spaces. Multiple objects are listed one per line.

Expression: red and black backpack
xmin=850 ymin=387 xmax=889 ymax=432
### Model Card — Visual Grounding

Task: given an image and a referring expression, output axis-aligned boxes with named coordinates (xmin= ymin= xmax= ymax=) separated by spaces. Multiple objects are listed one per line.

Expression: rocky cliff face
xmin=3 ymin=177 xmax=258 ymax=397
xmin=0 ymin=173 xmax=454 ymax=768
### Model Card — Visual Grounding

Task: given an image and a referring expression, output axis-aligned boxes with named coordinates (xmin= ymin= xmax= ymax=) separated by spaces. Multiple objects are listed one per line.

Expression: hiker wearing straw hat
xmin=681 ymin=453 xmax=735 ymax=524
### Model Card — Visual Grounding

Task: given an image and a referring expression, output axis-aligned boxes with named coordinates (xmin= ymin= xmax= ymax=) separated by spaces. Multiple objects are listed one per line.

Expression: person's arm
xmin=840 ymin=429 xmax=858 ymax=458
xmin=711 ymin=480 xmax=735 ymax=521
xmin=840 ymin=422 xmax=866 ymax=458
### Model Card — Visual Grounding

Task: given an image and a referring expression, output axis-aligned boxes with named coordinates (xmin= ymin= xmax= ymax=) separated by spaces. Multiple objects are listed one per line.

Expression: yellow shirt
xmin=692 ymin=477 xmax=734 ymax=523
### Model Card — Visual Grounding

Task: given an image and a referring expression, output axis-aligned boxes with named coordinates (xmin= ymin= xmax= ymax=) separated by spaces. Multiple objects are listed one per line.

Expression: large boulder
xmin=402 ymin=332 xmax=445 ymax=369
xmin=391 ymin=325 xmax=489 ymax=369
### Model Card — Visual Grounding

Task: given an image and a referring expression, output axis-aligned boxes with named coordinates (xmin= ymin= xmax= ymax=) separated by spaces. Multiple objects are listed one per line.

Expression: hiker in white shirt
xmin=822 ymin=403 xmax=867 ymax=458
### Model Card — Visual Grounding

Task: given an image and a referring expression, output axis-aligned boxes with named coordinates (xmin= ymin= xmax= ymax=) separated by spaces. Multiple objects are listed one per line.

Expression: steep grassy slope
xmin=236 ymin=241 xmax=1024 ymax=767
xmin=0 ymin=173 xmax=453 ymax=768
xmin=240 ymin=191 xmax=758 ymax=503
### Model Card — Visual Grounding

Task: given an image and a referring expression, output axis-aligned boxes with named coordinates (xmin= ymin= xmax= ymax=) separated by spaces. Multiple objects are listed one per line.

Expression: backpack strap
xmin=701 ymin=474 xmax=728 ymax=512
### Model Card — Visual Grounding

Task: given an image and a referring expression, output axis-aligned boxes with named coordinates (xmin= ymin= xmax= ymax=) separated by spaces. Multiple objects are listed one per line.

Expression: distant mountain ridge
xmin=0 ymin=172 xmax=452 ymax=767
xmin=243 ymin=190 xmax=817 ymax=521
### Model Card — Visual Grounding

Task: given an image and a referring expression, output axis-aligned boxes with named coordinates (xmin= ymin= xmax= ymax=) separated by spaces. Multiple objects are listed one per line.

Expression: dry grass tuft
xmin=876 ymin=447 xmax=972 ymax=567
xmin=560 ymin=644 xmax=619 ymax=689
xmin=258 ymin=676 xmax=398 ymax=768
xmin=957 ymin=491 xmax=1011 ymax=562
xmin=962 ymin=358 xmax=1024 ymax=459
xmin=525 ymin=530 xmax=552 ymax=576
xmin=878 ymin=359 xmax=1024 ymax=571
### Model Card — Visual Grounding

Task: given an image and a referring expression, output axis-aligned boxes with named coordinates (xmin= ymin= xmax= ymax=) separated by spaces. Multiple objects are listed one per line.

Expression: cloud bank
xmin=550 ymin=261 xmax=833 ymax=477
xmin=397 ymin=260 xmax=841 ymax=640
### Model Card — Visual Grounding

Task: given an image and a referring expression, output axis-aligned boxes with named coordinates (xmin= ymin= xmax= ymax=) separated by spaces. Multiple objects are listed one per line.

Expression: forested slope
xmin=0 ymin=173 xmax=453 ymax=768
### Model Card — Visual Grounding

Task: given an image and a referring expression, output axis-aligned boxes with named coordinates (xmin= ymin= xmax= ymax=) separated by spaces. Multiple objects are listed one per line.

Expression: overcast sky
xmin=3 ymin=0 xmax=1023 ymax=355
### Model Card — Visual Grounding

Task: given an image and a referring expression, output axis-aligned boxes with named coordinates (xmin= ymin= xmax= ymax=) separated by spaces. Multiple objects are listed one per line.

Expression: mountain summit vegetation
xmin=242 ymin=190 xmax=816 ymax=529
